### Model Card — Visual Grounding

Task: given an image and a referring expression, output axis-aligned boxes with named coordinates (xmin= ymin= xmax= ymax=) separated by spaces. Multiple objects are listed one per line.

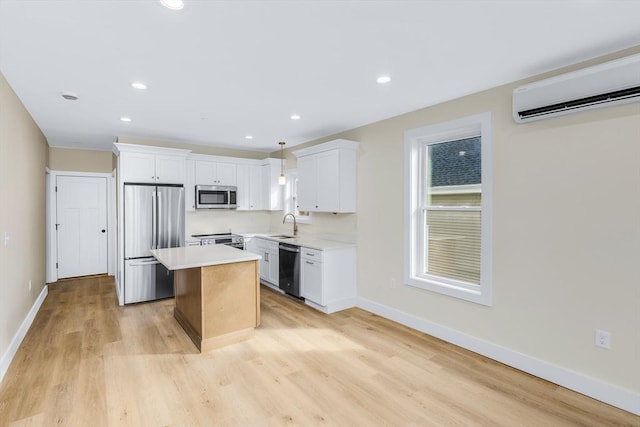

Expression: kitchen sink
xmin=270 ymin=235 xmax=295 ymax=239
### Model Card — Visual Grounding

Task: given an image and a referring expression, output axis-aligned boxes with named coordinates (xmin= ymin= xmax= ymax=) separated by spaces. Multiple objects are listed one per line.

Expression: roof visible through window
xmin=429 ymin=136 xmax=481 ymax=187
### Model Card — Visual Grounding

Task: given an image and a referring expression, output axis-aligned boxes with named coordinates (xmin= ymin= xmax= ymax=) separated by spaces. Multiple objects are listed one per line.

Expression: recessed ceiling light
xmin=120 ymin=117 xmax=132 ymax=122
xmin=61 ymin=92 xmax=79 ymax=101
xmin=376 ymin=75 xmax=391 ymax=84
xmin=245 ymin=135 xmax=254 ymax=140
xmin=160 ymin=0 xmax=184 ymax=10
xmin=131 ymin=82 xmax=147 ymax=90
xmin=290 ymin=114 xmax=301 ymax=120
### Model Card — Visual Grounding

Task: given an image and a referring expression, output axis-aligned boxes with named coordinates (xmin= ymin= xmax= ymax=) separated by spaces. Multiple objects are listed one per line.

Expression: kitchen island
xmin=151 ymin=245 xmax=261 ymax=352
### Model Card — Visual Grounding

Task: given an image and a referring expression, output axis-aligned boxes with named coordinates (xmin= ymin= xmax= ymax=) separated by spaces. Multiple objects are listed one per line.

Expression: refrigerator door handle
xmin=157 ymin=190 xmax=163 ymax=248
xmin=151 ymin=191 xmax=157 ymax=249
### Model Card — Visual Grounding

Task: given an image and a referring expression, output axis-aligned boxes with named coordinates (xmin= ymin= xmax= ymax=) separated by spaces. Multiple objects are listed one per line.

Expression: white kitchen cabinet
xmin=236 ymin=160 xmax=281 ymax=211
xmin=262 ymin=159 xmax=283 ymax=211
xmin=301 ymin=248 xmax=323 ymax=304
xmin=185 ymin=159 xmax=196 ymax=211
xmin=195 ymin=160 xmax=237 ymax=186
xmin=235 ymin=163 xmax=249 ymax=210
xmin=119 ymin=152 xmax=186 ymax=184
xmin=249 ymin=164 xmax=265 ymax=210
xmin=236 ymin=163 xmax=264 ymax=210
xmin=293 ymin=139 xmax=358 ymax=213
xmin=267 ymin=248 xmax=279 ymax=284
xmin=255 ymin=238 xmax=279 ymax=286
xmin=300 ymin=245 xmax=357 ymax=314
xmin=114 ymin=144 xmax=190 ymax=185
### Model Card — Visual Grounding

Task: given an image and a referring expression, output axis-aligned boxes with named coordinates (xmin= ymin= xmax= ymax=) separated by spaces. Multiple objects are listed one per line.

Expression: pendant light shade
xmin=278 ymin=141 xmax=286 ymax=185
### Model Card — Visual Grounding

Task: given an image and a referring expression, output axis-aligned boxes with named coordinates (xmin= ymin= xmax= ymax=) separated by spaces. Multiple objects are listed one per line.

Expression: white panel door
xmin=56 ymin=176 xmax=108 ymax=278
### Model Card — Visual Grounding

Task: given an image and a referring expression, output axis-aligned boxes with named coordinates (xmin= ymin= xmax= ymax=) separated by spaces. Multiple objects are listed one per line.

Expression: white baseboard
xmin=0 ymin=285 xmax=48 ymax=384
xmin=305 ymin=297 xmax=357 ymax=314
xmin=356 ymin=296 xmax=640 ymax=416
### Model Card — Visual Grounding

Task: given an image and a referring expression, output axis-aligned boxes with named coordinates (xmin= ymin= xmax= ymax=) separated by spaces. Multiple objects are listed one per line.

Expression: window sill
xmin=405 ymin=275 xmax=492 ymax=306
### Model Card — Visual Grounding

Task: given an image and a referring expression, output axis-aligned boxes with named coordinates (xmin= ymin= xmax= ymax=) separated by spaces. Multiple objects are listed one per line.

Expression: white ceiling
xmin=1 ymin=1 xmax=639 ymax=153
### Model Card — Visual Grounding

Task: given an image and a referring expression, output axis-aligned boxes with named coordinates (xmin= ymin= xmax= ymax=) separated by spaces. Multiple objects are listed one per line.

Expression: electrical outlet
xmin=390 ymin=278 xmax=397 ymax=289
xmin=595 ymin=329 xmax=611 ymax=349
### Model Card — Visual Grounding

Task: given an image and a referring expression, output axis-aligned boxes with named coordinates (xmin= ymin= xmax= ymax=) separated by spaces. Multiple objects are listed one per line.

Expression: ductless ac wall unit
xmin=513 ymin=53 xmax=640 ymax=123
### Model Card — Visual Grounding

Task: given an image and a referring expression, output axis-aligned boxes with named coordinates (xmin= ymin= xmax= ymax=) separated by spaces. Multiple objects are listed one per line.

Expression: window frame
xmin=404 ymin=112 xmax=493 ymax=306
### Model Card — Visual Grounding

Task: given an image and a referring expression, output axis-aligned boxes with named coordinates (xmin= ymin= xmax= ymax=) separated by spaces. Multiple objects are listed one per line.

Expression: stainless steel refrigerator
xmin=124 ymin=183 xmax=185 ymax=304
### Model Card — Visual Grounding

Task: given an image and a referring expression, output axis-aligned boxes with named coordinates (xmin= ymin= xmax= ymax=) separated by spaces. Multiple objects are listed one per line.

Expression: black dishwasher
xmin=279 ymin=243 xmax=301 ymax=297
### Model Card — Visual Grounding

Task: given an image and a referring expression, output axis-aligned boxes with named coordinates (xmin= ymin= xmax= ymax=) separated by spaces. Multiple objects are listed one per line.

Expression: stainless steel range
xmin=192 ymin=233 xmax=245 ymax=250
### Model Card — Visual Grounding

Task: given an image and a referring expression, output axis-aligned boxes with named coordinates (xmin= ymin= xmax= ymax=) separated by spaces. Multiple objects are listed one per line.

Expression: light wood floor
xmin=0 ymin=276 xmax=638 ymax=426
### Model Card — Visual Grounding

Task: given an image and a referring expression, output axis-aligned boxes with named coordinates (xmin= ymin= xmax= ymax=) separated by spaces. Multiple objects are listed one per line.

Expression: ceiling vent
xmin=513 ymin=53 xmax=640 ymax=123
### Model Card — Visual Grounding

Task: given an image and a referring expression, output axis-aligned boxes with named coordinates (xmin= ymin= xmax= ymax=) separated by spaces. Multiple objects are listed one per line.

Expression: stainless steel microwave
xmin=195 ymin=185 xmax=237 ymax=209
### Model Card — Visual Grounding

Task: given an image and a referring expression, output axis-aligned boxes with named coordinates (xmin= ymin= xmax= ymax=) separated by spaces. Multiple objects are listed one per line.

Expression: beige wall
xmin=48 ymin=147 xmax=114 ymax=173
xmin=0 ymin=72 xmax=48 ymax=365
xmin=271 ymin=47 xmax=640 ymax=394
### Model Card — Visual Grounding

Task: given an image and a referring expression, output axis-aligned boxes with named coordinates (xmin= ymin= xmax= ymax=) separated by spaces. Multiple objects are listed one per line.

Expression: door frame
xmin=46 ymin=169 xmax=115 ymax=283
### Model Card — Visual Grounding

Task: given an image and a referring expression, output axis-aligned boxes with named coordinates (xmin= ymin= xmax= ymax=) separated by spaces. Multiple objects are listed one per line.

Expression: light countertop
xmin=151 ymin=245 xmax=261 ymax=270
xmin=240 ymin=233 xmax=356 ymax=251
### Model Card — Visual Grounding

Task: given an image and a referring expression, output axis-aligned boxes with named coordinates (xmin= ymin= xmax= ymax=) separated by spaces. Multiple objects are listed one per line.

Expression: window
xmin=283 ymin=169 xmax=311 ymax=224
xmin=404 ymin=112 xmax=493 ymax=305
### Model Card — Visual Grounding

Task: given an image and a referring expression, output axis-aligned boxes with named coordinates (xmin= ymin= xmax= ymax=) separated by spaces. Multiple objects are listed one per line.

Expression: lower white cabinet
xmin=301 ymin=248 xmax=323 ymax=304
xmin=254 ymin=238 xmax=279 ymax=286
xmin=300 ymin=246 xmax=356 ymax=313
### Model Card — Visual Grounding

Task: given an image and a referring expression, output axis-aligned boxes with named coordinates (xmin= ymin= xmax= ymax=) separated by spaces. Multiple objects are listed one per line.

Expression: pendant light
xmin=278 ymin=141 xmax=286 ymax=185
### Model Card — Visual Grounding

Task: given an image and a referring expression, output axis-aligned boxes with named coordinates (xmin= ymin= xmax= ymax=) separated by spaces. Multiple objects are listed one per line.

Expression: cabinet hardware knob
xmin=101 ymin=229 xmax=106 ymax=233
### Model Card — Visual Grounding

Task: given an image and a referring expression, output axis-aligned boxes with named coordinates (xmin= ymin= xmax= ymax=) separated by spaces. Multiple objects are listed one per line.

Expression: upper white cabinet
xmin=262 ymin=158 xmax=283 ymax=211
xmin=236 ymin=163 xmax=264 ymax=211
xmin=114 ymin=143 xmax=190 ymax=184
xmin=293 ymin=139 xmax=358 ymax=213
xmin=185 ymin=159 xmax=196 ymax=211
xmin=236 ymin=159 xmax=282 ymax=211
xmin=195 ymin=161 xmax=237 ymax=186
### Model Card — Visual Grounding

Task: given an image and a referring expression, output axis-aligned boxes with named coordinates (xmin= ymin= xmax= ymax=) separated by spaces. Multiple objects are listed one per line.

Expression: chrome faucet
xmin=282 ymin=213 xmax=298 ymax=236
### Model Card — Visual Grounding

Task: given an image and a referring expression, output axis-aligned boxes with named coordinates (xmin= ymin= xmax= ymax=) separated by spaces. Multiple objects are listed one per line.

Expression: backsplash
xmin=268 ymin=211 xmax=357 ymax=243
xmin=186 ymin=210 xmax=271 ymax=237
xmin=187 ymin=209 xmax=357 ymax=243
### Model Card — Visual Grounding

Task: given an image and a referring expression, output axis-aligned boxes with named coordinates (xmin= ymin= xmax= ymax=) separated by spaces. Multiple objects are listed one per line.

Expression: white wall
xmin=271 ymin=48 xmax=640 ymax=402
xmin=0 ymin=71 xmax=48 ymax=378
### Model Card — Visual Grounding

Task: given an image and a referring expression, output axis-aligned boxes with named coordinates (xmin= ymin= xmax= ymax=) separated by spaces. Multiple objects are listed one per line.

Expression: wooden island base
xmin=173 ymin=259 xmax=260 ymax=352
